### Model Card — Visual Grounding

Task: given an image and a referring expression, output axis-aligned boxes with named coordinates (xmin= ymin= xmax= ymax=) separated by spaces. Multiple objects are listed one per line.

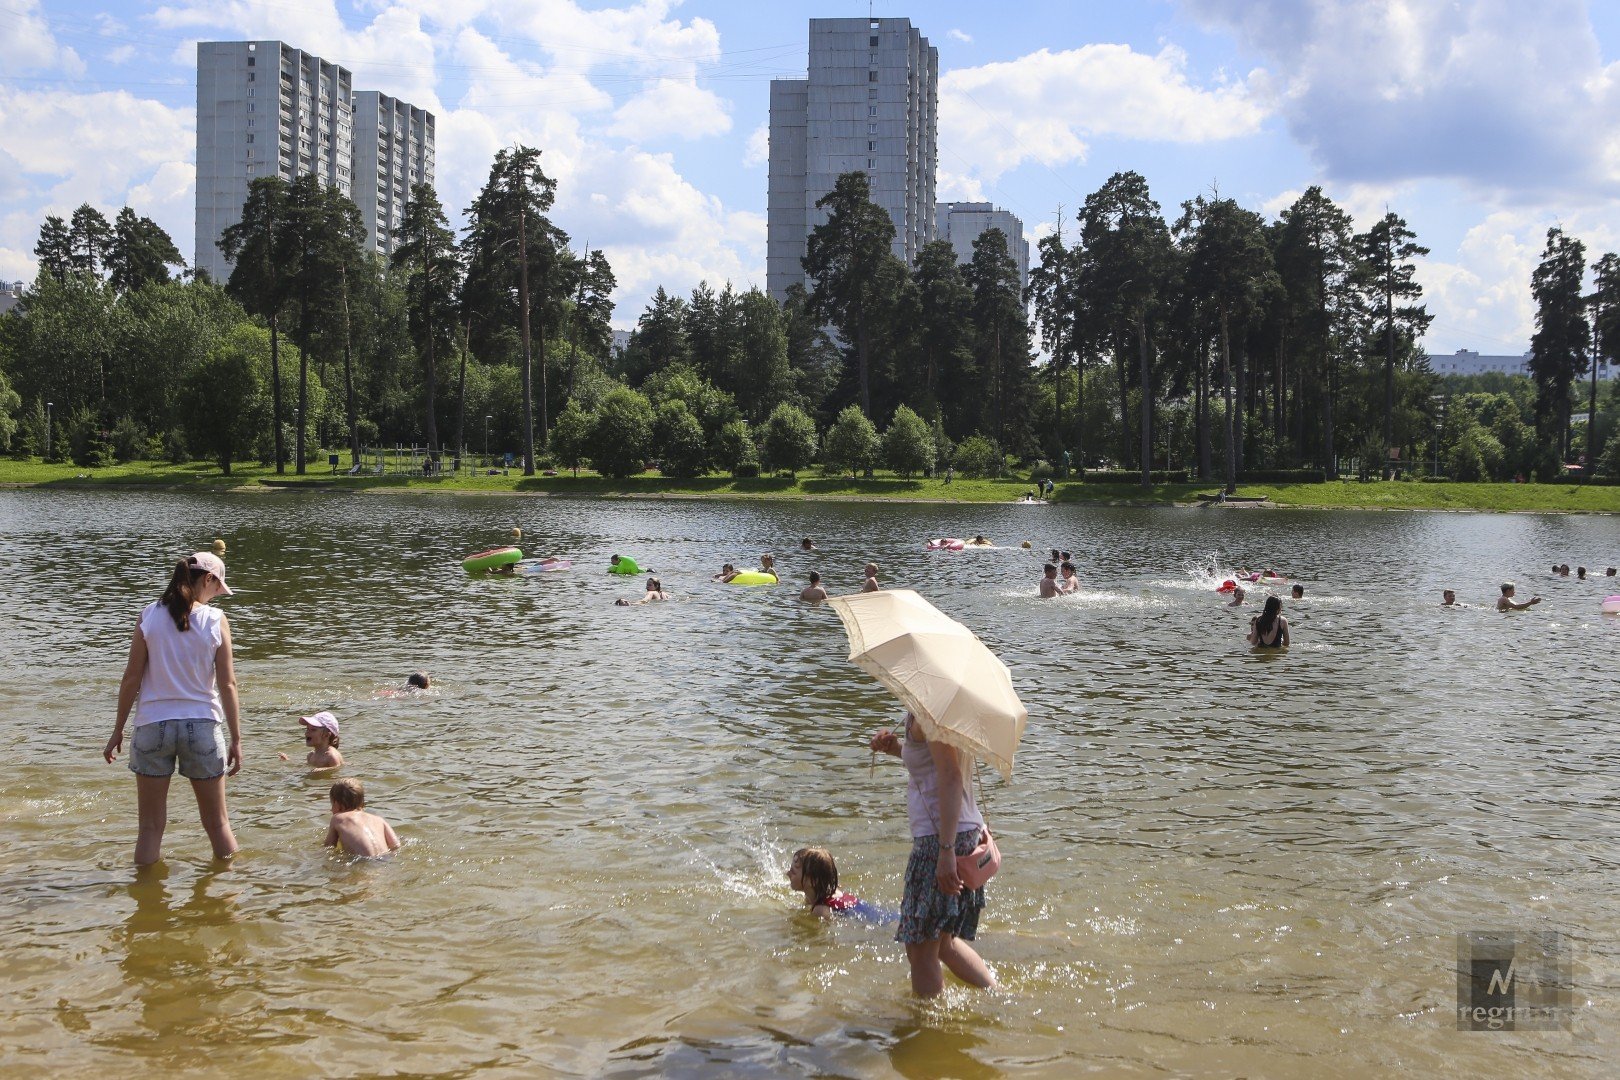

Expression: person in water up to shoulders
xmin=1058 ymin=561 xmax=1079 ymax=593
xmin=863 ymin=563 xmax=881 ymax=593
xmin=279 ymin=711 xmax=343 ymax=770
xmin=800 ymin=571 xmax=828 ymax=602
xmin=1226 ymin=584 xmax=1246 ymax=607
xmin=1497 ymin=582 xmax=1541 ymax=611
xmin=324 ymin=778 xmax=400 ymax=857
xmin=1039 ymin=563 xmax=1060 ymax=598
xmin=1247 ymin=596 xmax=1290 ymax=648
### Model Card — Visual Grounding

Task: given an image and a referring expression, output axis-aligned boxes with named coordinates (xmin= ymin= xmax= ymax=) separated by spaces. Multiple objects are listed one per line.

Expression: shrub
xmin=1028 ymin=459 xmax=1053 ymax=483
xmin=821 ymin=405 xmax=880 ymax=476
xmin=587 ymin=387 xmax=655 ymax=479
xmin=761 ymin=403 xmax=817 ymax=476
xmin=882 ymin=405 xmax=934 ymax=478
xmin=715 ymin=419 xmax=759 ymax=477
xmin=655 ymin=400 xmax=708 ymax=478
xmin=953 ymin=434 xmax=1003 ymax=478
xmin=930 ymin=416 xmax=953 ymax=475
xmin=550 ymin=401 xmax=594 ymax=476
xmin=162 ymin=429 xmax=190 ymax=464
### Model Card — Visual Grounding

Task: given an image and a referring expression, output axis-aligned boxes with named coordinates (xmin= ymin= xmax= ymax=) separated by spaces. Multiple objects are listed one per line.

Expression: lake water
xmin=2 ymin=490 xmax=1617 ymax=1077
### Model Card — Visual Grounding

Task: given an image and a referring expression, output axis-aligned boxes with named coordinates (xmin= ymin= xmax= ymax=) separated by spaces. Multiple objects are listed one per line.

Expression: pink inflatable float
xmin=926 ymin=538 xmax=965 ymax=551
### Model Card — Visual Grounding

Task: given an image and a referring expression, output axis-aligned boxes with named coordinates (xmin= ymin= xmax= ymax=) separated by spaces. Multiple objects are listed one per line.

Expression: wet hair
xmin=1577 ymin=567 xmax=1586 ymax=578
xmin=801 ymin=538 xmax=813 ymax=548
xmin=330 ymin=778 xmax=365 ymax=810
xmin=646 ymin=578 xmax=662 ymax=592
xmin=1291 ymin=584 xmax=1304 ymax=597
xmin=159 ymin=557 xmax=212 ymax=632
xmin=407 ymin=671 xmax=430 ymax=690
xmin=1060 ymin=561 xmax=1075 ymax=573
xmin=1607 ymin=568 xmax=1617 ymax=576
xmin=1043 ymin=562 xmax=1057 ymax=575
xmin=794 ymin=847 xmax=838 ymax=905
xmin=1256 ymin=595 xmax=1282 ymax=635
xmin=808 ymin=571 xmax=821 ymax=584
xmin=1061 ymin=551 xmax=1072 ymax=561
xmin=1501 ymin=582 xmax=1515 ymax=595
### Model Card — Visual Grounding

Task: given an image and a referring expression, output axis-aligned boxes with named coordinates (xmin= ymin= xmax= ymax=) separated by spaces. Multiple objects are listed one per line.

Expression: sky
xmin=3 ymin=0 xmax=1620 ymax=356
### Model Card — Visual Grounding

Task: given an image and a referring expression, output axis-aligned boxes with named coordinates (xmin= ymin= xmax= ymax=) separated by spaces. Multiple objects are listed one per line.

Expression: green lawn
xmin=2 ymin=457 xmax=1617 ymax=512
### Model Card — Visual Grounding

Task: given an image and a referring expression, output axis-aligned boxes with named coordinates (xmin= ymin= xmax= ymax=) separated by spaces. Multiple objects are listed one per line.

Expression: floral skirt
xmin=895 ymin=828 xmax=985 ymax=945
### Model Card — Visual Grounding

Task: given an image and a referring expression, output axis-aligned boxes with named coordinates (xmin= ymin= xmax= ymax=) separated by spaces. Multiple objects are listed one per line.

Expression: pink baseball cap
xmin=299 ymin=711 xmax=339 ymax=735
xmin=188 ymin=551 xmax=233 ymax=595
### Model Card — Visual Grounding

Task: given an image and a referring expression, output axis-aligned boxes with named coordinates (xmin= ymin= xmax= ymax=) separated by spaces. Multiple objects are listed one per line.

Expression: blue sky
xmin=3 ymin=0 xmax=1619 ymax=355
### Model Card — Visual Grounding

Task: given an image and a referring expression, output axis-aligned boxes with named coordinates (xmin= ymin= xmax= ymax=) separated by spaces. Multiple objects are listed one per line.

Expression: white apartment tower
xmin=767 ymin=17 xmax=939 ymax=303
xmin=352 ymin=92 xmax=435 ymax=262
xmin=194 ymin=41 xmax=434 ymax=282
xmin=935 ymin=202 xmax=1031 ymax=292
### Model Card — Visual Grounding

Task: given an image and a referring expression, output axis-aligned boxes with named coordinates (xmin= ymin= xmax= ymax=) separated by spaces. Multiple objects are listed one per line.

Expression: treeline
xmin=2 ymin=160 xmax=1617 ymax=482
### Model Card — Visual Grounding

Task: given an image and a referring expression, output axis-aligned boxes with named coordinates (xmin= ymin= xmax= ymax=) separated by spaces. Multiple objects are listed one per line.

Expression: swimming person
xmin=1059 ymin=561 xmax=1079 ymax=593
xmin=801 ymin=538 xmax=817 ymax=552
xmin=1039 ymin=563 xmax=1060 ymax=598
xmin=713 ymin=563 xmax=740 ymax=583
xmin=278 ymin=711 xmax=343 ymax=770
xmin=1442 ymin=589 xmax=1458 ymax=606
xmin=615 ymin=578 xmax=669 ymax=605
xmin=323 ymin=779 xmax=400 ymax=857
xmin=759 ymin=554 xmax=779 ymax=581
xmin=863 ymin=563 xmax=881 ymax=593
xmin=1226 ymin=584 xmax=1247 ymax=607
xmin=787 ymin=847 xmax=881 ymax=919
xmin=1247 ymin=595 xmax=1290 ymax=648
xmin=1497 ymin=582 xmax=1542 ymax=611
xmin=800 ymin=571 xmax=829 ymax=602
xmin=1291 ymin=584 xmax=1305 ymax=600
xmin=407 ymin=671 xmax=431 ymax=691
xmin=103 ymin=551 xmax=241 ymax=865
xmin=868 ymin=713 xmax=995 ymax=998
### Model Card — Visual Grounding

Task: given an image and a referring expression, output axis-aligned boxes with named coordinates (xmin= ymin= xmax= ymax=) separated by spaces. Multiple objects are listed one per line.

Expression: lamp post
xmin=45 ymin=401 xmax=53 ymax=462
xmin=484 ymin=415 xmax=492 ymax=466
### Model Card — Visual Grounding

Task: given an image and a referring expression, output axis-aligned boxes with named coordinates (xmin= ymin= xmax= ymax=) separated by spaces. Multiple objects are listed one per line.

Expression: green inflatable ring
xmin=727 ymin=571 xmax=778 ymax=586
xmin=609 ymin=556 xmax=643 ymax=575
xmin=463 ymin=546 xmax=522 ymax=574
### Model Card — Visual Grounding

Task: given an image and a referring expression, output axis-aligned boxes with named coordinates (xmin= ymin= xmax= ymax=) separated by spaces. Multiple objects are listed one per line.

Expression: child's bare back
xmin=323 ymin=779 xmax=400 ymax=857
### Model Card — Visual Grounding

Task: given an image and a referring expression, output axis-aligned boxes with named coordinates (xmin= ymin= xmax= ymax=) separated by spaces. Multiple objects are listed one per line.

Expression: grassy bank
xmin=2 ymin=458 xmax=1617 ymax=513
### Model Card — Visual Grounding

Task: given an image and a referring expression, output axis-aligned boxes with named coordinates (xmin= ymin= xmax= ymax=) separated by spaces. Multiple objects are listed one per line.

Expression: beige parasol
xmin=826 ymin=589 xmax=1027 ymax=781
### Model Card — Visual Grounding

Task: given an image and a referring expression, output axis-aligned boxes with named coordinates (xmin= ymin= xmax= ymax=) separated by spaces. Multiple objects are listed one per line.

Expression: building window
xmin=870 ymin=35 xmax=879 ymax=46
xmin=248 ymin=72 xmax=255 ymax=82
xmin=248 ymin=103 xmax=255 ymax=112
xmin=868 ymin=70 xmax=878 ymax=82
xmin=246 ymin=134 xmax=254 ymax=143
xmin=868 ymin=122 xmax=877 ymax=134
xmin=867 ymin=158 xmax=876 ymax=168
xmin=247 ymin=54 xmax=255 ymax=64
xmin=868 ymin=106 xmax=878 ymax=117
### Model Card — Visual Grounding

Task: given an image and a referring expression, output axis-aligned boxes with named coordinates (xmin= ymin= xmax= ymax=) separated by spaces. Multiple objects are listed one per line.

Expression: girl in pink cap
xmin=103 ymin=551 xmax=242 ymax=865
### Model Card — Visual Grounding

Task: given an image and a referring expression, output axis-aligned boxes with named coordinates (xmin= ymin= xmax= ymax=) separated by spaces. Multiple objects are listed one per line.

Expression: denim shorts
xmin=129 ymin=719 xmax=227 ymax=780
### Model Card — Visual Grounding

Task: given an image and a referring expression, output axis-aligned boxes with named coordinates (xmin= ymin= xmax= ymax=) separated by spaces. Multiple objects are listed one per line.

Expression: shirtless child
xmin=323 ymin=778 xmax=401 ymax=857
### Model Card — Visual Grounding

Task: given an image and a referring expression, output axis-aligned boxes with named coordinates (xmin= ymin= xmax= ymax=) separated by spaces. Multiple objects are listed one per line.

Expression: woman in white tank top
xmin=103 ymin=552 xmax=242 ymax=865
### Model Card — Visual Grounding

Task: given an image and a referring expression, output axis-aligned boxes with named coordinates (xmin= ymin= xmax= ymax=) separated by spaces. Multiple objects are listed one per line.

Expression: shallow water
xmin=2 ymin=491 xmax=1617 ymax=1077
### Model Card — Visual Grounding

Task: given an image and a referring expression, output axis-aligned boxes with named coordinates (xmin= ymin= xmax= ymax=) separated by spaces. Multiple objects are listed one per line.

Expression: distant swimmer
xmin=1247 ymin=596 xmax=1290 ymax=648
xmin=968 ymin=535 xmax=993 ymax=547
xmin=1607 ymin=567 xmax=1618 ymax=577
xmin=760 ymin=553 xmax=779 ymax=580
xmin=801 ymin=538 xmax=817 ymax=552
xmin=863 ymin=562 xmax=881 ymax=593
xmin=408 ymin=671 xmax=431 ymax=690
xmin=1578 ymin=566 xmax=1588 ymax=580
xmin=1497 ymin=582 xmax=1542 ymax=611
xmin=1039 ymin=563 xmax=1060 ymax=598
xmin=1442 ymin=589 xmax=1458 ymax=607
xmin=800 ymin=571 xmax=829 ymax=602
xmin=1291 ymin=584 xmax=1304 ymax=599
xmin=713 ymin=563 xmax=740 ymax=583
xmin=1226 ymin=584 xmax=1247 ymax=607
xmin=617 ymin=578 xmax=669 ymax=605
xmin=1058 ymin=561 xmax=1079 ymax=593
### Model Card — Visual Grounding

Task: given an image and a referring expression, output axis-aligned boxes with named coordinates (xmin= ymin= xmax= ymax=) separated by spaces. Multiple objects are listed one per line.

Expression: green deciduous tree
xmin=953 ymin=433 xmax=1003 ymax=478
xmin=550 ymin=399 xmax=593 ymax=475
xmin=822 ymin=404 xmax=880 ymax=476
xmin=654 ymin=399 xmax=708 ymax=478
xmin=183 ymin=323 xmax=273 ymax=474
xmin=882 ymin=404 xmax=934 ymax=478
xmin=761 ymin=402 xmax=817 ymax=476
xmin=587 ymin=386 xmax=654 ymax=478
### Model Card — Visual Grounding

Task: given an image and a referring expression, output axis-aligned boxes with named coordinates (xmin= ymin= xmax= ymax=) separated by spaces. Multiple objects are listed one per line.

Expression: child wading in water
xmin=279 ymin=711 xmax=343 ymax=770
xmin=788 ymin=847 xmax=880 ymax=919
xmin=324 ymin=778 xmax=400 ymax=857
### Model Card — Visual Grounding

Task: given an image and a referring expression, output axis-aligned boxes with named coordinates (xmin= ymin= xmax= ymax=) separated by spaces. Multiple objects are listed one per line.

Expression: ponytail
xmin=159 ymin=558 xmax=208 ymax=632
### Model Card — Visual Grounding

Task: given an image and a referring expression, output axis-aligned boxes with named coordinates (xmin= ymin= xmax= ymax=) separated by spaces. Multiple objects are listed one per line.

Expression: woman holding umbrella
xmin=871 ymin=713 xmax=996 ymax=997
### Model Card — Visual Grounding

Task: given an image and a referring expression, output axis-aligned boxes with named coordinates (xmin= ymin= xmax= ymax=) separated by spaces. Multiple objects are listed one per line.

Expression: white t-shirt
xmin=901 ymin=714 xmax=985 ymax=839
xmin=134 ymin=601 xmax=225 ymax=726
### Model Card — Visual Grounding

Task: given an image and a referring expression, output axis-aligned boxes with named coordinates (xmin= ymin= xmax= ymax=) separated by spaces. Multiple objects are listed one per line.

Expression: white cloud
xmin=609 ymin=78 xmax=731 ymax=142
xmin=0 ymin=0 xmax=84 ymax=75
xmin=1180 ymin=0 xmax=1620 ymax=201
xmin=948 ymin=29 xmax=973 ymax=44
xmin=742 ymin=122 xmax=768 ymax=167
xmin=940 ymin=44 xmax=1270 ymax=186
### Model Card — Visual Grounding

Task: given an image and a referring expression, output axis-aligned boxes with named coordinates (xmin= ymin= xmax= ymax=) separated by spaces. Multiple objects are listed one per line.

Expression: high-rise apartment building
xmin=194 ymin=41 xmax=433 ymax=282
xmin=767 ymin=17 xmax=938 ymax=303
xmin=352 ymin=92 xmax=435 ymax=262
xmin=935 ymin=202 xmax=1031 ymax=292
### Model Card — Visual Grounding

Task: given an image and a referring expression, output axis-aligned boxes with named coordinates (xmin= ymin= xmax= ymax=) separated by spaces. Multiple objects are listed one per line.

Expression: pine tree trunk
xmin=518 ymin=205 xmax=536 ymax=476
xmin=270 ymin=315 xmax=284 ymax=474
xmin=296 ymin=291 xmax=308 ymax=475
xmin=1138 ymin=313 xmax=1151 ymax=487
xmin=1234 ymin=338 xmax=1246 ymax=481
xmin=1115 ymin=347 xmax=1131 ymax=470
xmin=1221 ymin=307 xmax=1236 ymax=494
xmin=341 ymin=264 xmax=358 ymax=468
xmin=456 ymin=319 xmax=471 ymax=463
xmin=1383 ymin=287 xmax=1395 ymax=476
xmin=1196 ymin=335 xmax=1211 ymax=480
